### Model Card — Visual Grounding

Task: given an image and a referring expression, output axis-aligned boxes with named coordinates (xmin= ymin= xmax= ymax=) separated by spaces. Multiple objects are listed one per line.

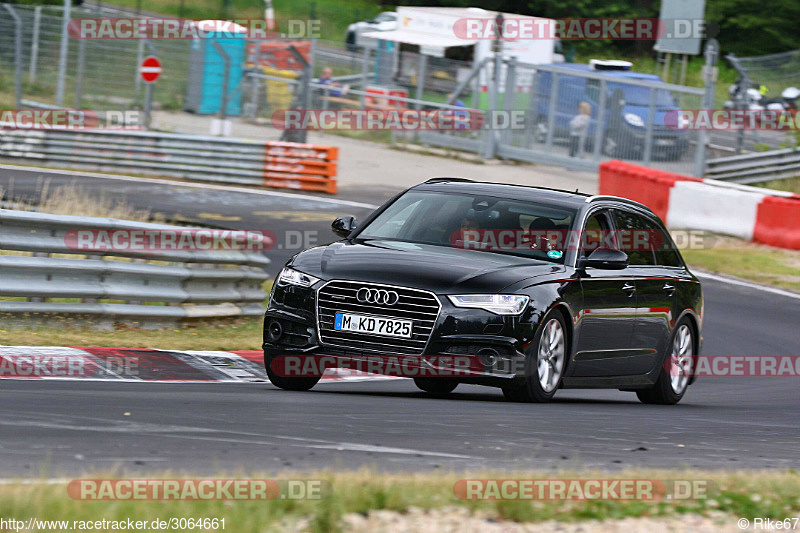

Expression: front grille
xmin=316 ymin=280 xmax=441 ymax=355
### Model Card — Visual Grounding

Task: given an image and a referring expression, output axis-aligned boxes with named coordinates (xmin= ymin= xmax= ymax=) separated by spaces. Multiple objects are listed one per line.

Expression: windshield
xmin=611 ymin=83 xmax=678 ymax=107
xmin=356 ymin=191 xmax=577 ymax=264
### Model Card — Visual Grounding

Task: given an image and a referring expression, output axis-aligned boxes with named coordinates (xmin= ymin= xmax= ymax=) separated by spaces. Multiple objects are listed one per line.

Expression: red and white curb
xmin=0 ymin=346 xmax=397 ymax=384
xmin=599 ymin=161 xmax=800 ymax=249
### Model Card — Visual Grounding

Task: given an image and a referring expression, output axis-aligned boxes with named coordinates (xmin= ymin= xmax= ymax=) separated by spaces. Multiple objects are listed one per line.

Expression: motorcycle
xmin=724 ymin=81 xmax=800 ymax=112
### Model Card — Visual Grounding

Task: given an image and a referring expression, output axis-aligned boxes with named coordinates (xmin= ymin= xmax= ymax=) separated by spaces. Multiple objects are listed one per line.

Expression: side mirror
xmin=331 ymin=216 xmax=357 ymax=238
xmin=579 ymin=248 xmax=629 ymax=270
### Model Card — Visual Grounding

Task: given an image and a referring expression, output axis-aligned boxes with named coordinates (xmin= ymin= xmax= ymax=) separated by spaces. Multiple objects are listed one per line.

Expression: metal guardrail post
xmin=3 ymin=5 xmax=23 ymax=110
xmin=29 ymin=6 xmax=42 ymax=84
xmin=56 ymin=0 xmax=71 ymax=106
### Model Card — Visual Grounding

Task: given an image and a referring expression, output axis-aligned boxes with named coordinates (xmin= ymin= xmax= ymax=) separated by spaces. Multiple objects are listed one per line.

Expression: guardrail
xmin=705 ymin=148 xmax=800 ymax=184
xmin=0 ymin=209 xmax=272 ymax=328
xmin=0 ymin=129 xmax=339 ymax=194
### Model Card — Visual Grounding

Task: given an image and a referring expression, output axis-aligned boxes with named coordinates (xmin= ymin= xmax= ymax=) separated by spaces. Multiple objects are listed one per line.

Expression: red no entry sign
xmin=139 ymin=56 xmax=162 ymax=83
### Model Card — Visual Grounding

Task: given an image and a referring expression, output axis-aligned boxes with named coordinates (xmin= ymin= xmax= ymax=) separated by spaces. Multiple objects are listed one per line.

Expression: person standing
xmin=569 ymin=101 xmax=591 ymax=157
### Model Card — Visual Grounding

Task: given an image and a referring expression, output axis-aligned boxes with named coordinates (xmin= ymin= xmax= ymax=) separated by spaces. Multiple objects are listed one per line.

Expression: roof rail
xmin=423 ymin=177 xmax=475 ymax=184
xmin=585 ymin=195 xmax=651 ymax=210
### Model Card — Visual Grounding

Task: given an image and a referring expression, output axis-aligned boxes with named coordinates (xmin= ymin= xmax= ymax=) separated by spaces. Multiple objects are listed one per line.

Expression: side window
xmin=612 ymin=210 xmax=656 ymax=266
xmin=654 ymin=226 xmax=683 ymax=267
xmin=581 ymin=210 xmax=615 ymax=257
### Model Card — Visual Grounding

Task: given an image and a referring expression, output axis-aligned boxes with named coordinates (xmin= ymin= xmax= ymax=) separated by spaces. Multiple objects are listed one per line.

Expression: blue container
xmin=185 ymin=29 xmax=246 ymax=116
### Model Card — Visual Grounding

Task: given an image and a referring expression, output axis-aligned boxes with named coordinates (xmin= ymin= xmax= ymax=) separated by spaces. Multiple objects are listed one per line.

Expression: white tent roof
xmin=360 ymin=28 xmax=477 ymax=48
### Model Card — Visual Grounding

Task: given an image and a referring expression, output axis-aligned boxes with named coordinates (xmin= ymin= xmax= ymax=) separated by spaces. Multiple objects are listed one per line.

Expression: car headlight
xmin=624 ymin=113 xmax=645 ymax=128
xmin=448 ymin=294 xmax=529 ymax=315
xmin=277 ymin=267 xmax=320 ymax=288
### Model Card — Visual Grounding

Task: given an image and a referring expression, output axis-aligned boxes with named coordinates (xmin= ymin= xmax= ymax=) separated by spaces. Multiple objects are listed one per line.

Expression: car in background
xmin=532 ymin=60 xmax=690 ymax=161
xmin=263 ymin=178 xmax=703 ymax=404
xmin=345 ymin=12 xmax=397 ymax=51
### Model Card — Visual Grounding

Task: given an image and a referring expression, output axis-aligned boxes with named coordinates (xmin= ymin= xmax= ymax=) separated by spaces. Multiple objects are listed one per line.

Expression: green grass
xmin=0 ymin=316 xmax=264 ymax=350
xmin=680 ymin=235 xmax=800 ymax=290
xmin=752 ymin=176 xmax=800 ymax=195
xmin=0 ymin=469 xmax=798 ymax=532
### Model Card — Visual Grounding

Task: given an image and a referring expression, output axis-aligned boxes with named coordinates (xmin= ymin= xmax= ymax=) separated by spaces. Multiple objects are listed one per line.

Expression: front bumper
xmin=263 ymin=280 xmax=533 ymax=382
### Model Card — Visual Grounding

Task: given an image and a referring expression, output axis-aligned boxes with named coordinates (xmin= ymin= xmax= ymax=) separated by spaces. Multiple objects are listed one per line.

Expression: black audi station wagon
xmin=264 ymin=179 xmax=703 ymax=404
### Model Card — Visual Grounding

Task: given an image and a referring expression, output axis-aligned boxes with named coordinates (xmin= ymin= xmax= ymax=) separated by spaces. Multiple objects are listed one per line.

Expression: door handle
xmin=622 ymin=283 xmax=636 ymax=297
xmin=663 ymin=283 xmax=676 ymax=295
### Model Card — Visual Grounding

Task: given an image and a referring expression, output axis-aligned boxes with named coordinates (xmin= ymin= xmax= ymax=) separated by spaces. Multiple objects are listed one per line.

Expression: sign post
xmin=139 ymin=55 xmax=162 ymax=128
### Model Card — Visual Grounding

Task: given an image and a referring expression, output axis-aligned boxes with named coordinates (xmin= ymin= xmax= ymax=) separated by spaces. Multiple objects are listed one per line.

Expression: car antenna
xmin=575 ymin=188 xmax=579 ymax=193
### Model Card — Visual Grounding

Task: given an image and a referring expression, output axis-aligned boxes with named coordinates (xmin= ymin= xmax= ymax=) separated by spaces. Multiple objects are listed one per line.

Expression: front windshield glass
xmin=356 ymin=191 xmax=577 ymax=264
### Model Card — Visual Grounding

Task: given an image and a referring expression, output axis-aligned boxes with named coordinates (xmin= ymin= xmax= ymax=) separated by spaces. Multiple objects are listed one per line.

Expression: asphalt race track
xmin=0 ymin=167 xmax=798 ymax=476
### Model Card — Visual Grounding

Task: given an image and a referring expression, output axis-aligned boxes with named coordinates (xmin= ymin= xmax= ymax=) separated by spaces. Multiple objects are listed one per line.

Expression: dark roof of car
xmin=413 ymin=178 xmax=652 ymax=212
xmin=539 ymin=63 xmax=663 ymax=81
xmin=413 ymin=178 xmax=590 ymax=208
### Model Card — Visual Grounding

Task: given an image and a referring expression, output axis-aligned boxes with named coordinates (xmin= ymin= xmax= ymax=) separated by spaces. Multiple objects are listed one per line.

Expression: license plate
xmin=334 ymin=312 xmax=412 ymax=338
xmin=656 ymin=139 xmax=675 ymax=146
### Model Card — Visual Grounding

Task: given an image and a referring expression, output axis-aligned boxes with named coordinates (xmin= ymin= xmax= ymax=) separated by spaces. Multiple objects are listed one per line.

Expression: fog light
xmin=477 ymin=347 xmax=499 ymax=366
xmin=267 ymin=320 xmax=283 ymax=343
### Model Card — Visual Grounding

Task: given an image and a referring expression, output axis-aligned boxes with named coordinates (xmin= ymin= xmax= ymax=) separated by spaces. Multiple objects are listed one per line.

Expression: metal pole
xmin=29 ymin=6 xmax=42 ymax=84
xmin=144 ymin=83 xmax=153 ymax=128
xmin=359 ymin=45 xmax=370 ymax=107
xmin=592 ymin=79 xmax=608 ymax=162
xmin=695 ymin=40 xmax=719 ymax=176
xmin=523 ymin=70 xmax=538 ymax=148
xmin=544 ymin=73 xmax=559 ymax=152
xmin=75 ymin=39 xmax=87 ymax=108
xmin=303 ymin=39 xmax=316 ymax=112
xmin=679 ymin=54 xmax=689 ymax=87
xmin=642 ymin=88 xmax=657 ymax=164
xmin=135 ymin=40 xmax=145 ymax=95
xmin=3 ymin=5 xmax=23 ymax=109
xmin=662 ymin=52 xmax=672 ymax=83
xmin=415 ymin=53 xmax=428 ymax=110
xmin=484 ymin=52 xmax=502 ymax=159
xmin=56 ymin=0 xmax=71 ymax=106
xmin=501 ymin=57 xmax=517 ymax=147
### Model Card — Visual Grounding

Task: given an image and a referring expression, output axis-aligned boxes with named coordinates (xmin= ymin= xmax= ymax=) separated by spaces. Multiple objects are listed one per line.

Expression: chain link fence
xmin=0 ymin=3 xmax=753 ymax=177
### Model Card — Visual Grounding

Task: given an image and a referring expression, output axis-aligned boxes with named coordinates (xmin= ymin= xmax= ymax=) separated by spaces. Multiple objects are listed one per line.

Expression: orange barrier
xmin=754 ymin=196 xmax=800 ymax=250
xmin=262 ymin=141 xmax=339 ymax=194
xmin=599 ymin=160 xmax=702 ymax=222
xmin=600 ymin=160 xmax=800 ymax=251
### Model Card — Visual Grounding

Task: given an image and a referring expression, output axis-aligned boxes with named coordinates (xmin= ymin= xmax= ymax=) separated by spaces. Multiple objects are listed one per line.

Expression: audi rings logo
xmin=356 ymin=288 xmax=400 ymax=306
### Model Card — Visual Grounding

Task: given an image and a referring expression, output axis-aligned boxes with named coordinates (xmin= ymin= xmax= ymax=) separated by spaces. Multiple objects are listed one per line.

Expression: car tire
xmin=501 ymin=310 xmax=569 ymax=403
xmin=636 ymin=319 xmax=695 ymax=405
xmin=264 ymin=352 xmax=321 ymax=391
xmin=414 ymin=377 xmax=458 ymax=395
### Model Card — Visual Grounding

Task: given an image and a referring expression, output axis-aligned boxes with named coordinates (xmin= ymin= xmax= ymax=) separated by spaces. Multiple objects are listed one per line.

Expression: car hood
xmin=289 ymin=239 xmax=565 ymax=293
